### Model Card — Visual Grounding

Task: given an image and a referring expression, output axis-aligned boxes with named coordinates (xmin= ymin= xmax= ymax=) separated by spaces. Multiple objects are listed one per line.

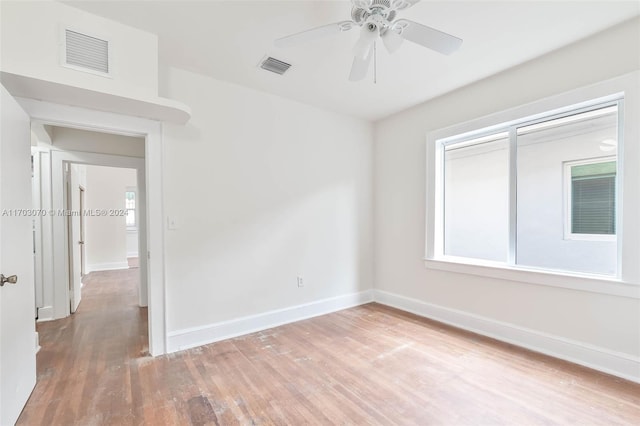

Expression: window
xmin=125 ymin=188 xmax=136 ymax=230
xmin=444 ymin=134 xmax=509 ymax=262
xmin=566 ymin=158 xmax=616 ymax=239
xmin=435 ymin=99 xmax=620 ymax=277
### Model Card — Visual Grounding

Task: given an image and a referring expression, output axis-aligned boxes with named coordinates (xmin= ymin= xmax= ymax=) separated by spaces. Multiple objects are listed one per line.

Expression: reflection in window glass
xmin=444 ymin=136 xmax=509 ymax=262
xmin=516 ymin=106 xmax=617 ymax=275
xmin=438 ymin=102 xmax=620 ymax=277
xmin=570 ymin=160 xmax=616 ymax=235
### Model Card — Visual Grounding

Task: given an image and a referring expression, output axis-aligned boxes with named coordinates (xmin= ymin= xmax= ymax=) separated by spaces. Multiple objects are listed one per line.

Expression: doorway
xmin=59 ymin=161 xmax=141 ymax=316
xmin=22 ymin=97 xmax=167 ymax=356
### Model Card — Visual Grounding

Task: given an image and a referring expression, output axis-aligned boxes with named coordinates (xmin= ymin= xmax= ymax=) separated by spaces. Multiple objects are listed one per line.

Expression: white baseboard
xmin=36 ymin=306 xmax=54 ymax=322
xmin=373 ymin=289 xmax=640 ymax=384
xmin=86 ymin=261 xmax=129 ymax=273
xmin=126 ymin=252 xmax=139 ymax=258
xmin=167 ymin=290 xmax=374 ymax=353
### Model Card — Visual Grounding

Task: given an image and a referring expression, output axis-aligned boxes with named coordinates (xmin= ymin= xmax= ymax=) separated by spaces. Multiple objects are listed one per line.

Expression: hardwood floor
xmin=18 ymin=269 xmax=640 ymax=425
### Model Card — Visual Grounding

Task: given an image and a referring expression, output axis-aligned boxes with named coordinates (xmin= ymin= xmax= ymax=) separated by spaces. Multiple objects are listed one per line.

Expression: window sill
xmin=424 ymin=257 xmax=640 ymax=299
xmin=563 ymin=233 xmax=616 ymax=242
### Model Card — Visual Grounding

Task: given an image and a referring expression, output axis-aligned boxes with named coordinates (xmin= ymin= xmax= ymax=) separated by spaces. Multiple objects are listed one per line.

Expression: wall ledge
xmin=0 ymin=71 xmax=191 ymax=124
xmin=373 ymin=289 xmax=640 ymax=383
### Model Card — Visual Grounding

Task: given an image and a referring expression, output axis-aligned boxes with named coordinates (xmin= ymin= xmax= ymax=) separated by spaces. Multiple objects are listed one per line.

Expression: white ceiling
xmin=63 ymin=1 xmax=639 ymax=121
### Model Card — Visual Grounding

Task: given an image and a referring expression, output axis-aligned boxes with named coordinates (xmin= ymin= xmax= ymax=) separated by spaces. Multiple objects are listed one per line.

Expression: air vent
xmin=260 ymin=57 xmax=291 ymax=75
xmin=65 ymin=29 xmax=110 ymax=74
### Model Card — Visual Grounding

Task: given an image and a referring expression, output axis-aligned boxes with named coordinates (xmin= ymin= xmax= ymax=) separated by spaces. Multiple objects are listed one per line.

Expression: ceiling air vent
xmin=65 ymin=29 xmax=110 ymax=75
xmin=260 ymin=57 xmax=291 ymax=75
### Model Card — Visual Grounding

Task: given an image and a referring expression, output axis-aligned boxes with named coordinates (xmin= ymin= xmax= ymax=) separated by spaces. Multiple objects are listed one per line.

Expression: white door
xmin=0 ymin=84 xmax=37 ymax=424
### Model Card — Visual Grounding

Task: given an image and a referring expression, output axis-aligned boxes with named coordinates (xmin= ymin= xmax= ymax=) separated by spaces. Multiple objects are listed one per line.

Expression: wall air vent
xmin=64 ymin=29 xmax=110 ymax=75
xmin=259 ymin=57 xmax=291 ymax=75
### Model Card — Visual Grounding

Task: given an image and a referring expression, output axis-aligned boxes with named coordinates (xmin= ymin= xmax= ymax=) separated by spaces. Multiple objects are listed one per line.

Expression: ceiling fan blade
xmin=389 ymin=0 xmax=421 ymax=11
xmin=397 ymin=19 xmax=462 ymax=55
xmin=353 ymin=24 xmax=378 ymax=59
xmin=275 ymin=21 xmax=356 ymax=48
xmin=382 ymin=29 xmax=404 ymax=54
xmin=348 ymin=46 xmax=373 ymax=82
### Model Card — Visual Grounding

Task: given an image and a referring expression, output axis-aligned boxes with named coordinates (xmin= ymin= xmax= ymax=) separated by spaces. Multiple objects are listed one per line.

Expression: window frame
xmin=563 ymin=157 xmax=617 ymax=242
xmin=425 ymin=73 xmax=640 ymax=299
xmin=125 ymin=187 xmax=137 ymax=231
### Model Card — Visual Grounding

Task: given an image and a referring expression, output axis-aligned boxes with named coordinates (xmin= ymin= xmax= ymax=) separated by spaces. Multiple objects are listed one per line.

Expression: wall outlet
xmin=297 ymin=276 xmax=304 ymax=287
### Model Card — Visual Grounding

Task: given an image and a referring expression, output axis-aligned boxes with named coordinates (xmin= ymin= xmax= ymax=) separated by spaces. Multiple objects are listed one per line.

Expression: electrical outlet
xmin=297 ymin=276 xmax=304 ymax=287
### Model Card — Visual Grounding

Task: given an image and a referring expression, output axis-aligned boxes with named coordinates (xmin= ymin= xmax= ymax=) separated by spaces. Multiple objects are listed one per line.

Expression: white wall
xmin=160 ymin=67 xmax=373 ymax=339
xmin=0 ymin=0 xmax=158 ymax=99
xmin=374 ymin=17 xmax=640 ymax=371
xmin=85 ymin=165 xmax=137 ymax=272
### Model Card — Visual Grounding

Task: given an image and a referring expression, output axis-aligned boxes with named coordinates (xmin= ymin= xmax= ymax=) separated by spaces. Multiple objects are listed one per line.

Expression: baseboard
xmin=167 ymin=290 xmax=374 ymax=353
xmin=373 ymin=289 xmax=640 ymax=383
xmin=86 ymin=261 xmax=129 ymax=273
xmin=36 ymin=306 xmax=54 ymax=322
xmin=126 ymin=252 xmax=139 ymax=258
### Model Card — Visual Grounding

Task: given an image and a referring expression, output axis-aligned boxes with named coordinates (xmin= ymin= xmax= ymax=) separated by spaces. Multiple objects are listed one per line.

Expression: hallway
xmin=18 ymin=268 xmax=148 ymax=424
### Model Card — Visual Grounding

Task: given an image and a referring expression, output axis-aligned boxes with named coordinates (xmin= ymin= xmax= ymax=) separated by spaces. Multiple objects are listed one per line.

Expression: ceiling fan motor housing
xmin=352 ymin=0 xmax=398 ymax=31
xmin=351 ymin=0 xmax=418 ymax=37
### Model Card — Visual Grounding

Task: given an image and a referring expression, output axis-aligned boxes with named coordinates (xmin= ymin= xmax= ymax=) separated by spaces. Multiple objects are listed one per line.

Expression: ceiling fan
xmin=274 ymin=0 xmax=463 ymax=82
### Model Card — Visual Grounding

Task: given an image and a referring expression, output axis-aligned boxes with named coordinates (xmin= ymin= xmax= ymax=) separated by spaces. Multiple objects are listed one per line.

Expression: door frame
xmin=65 ymin=166 xmax=75 ymax=312
xmin=79 ymin=185 xmax=86 ymax=277
xmin=19 ymin=97 xmax=167 ymax=356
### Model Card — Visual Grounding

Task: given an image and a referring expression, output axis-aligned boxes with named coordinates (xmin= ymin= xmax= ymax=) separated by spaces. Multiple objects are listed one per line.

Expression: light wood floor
xmin=18 ymin=269 xmax=640 ymax=425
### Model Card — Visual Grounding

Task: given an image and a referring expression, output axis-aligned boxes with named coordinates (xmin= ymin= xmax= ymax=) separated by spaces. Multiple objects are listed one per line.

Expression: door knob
xmin=0 ymin=274 xmax=18 ymax=286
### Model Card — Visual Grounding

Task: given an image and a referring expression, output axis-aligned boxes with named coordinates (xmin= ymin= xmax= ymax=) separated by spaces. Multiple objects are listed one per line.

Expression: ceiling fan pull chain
xmin=373 ymin=41 xmax=377 ymax=84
